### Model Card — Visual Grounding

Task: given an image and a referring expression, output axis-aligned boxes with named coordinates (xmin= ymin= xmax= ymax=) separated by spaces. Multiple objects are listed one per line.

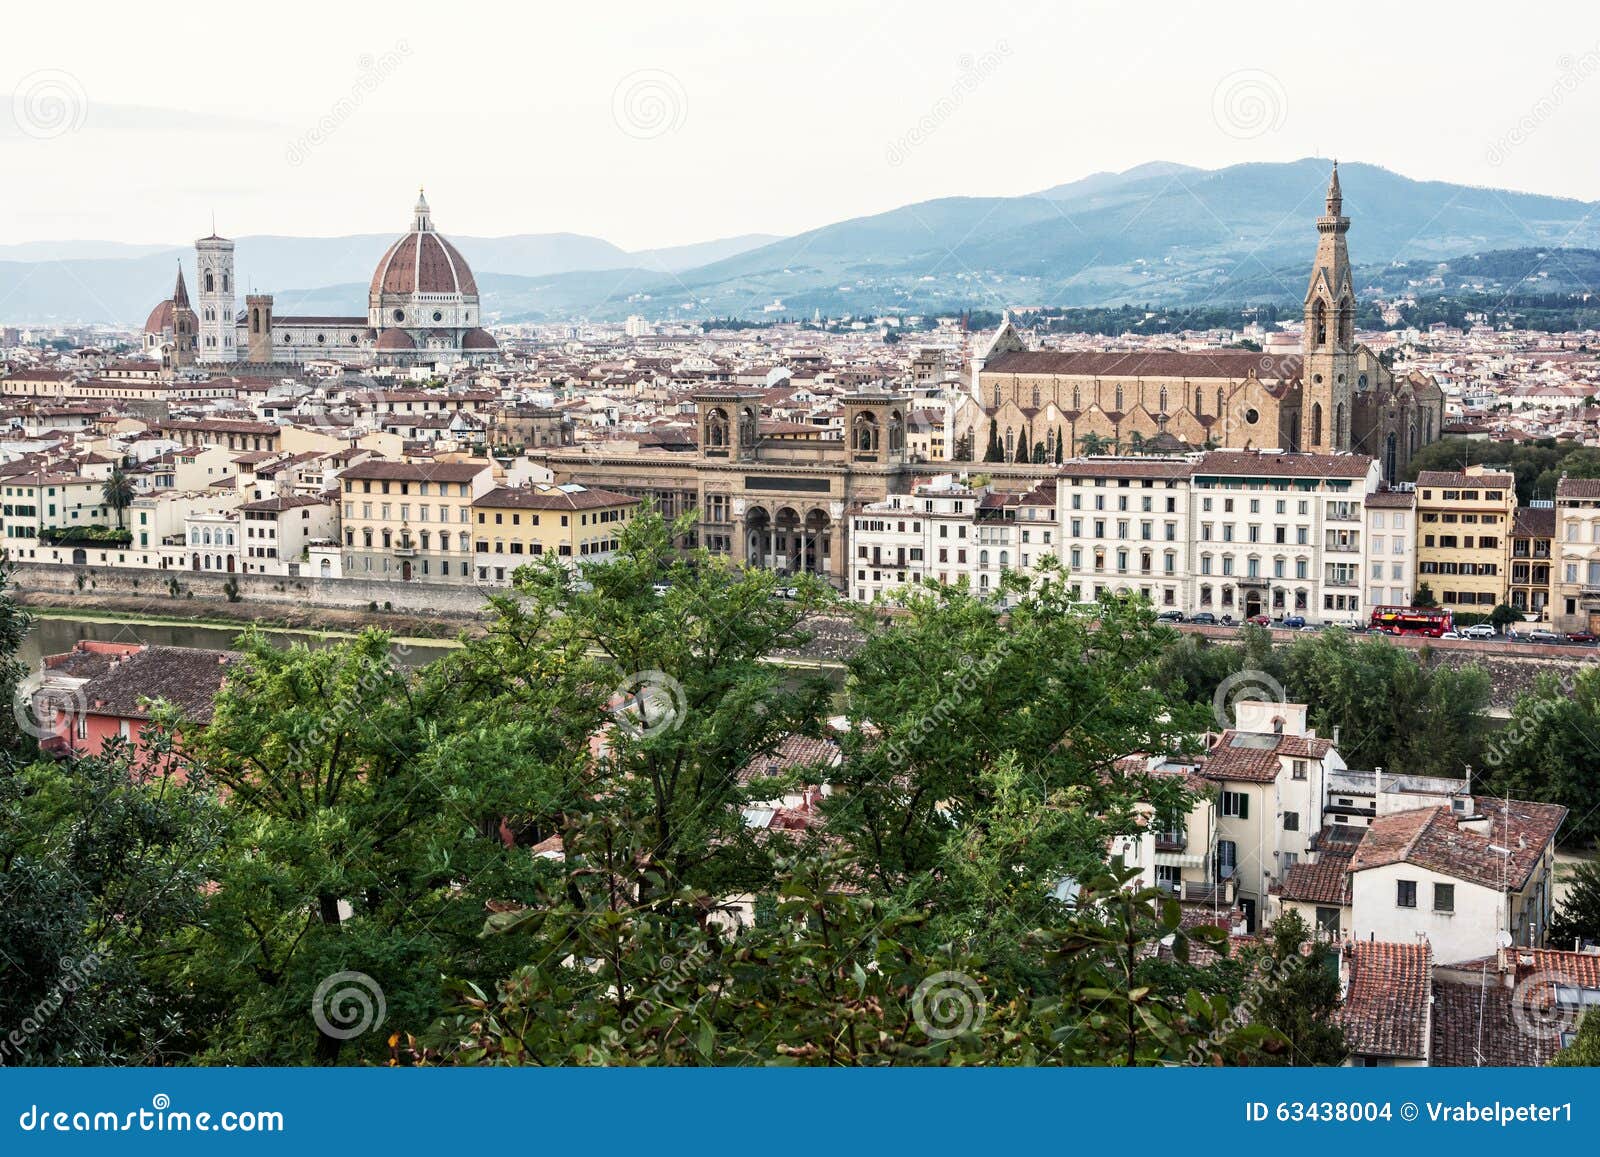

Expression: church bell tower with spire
xmin=1300 ymin=163 xmax=1357 ymax=452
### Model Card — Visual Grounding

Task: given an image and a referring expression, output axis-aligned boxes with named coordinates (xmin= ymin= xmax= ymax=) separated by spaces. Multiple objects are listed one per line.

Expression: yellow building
xmin=1414 ymin=467 xmax=1516 ymax=614
xmin=470 ymin=484 xmax=641 ymax=584
xmin=339 ymin=459 xmax=495 ymax=583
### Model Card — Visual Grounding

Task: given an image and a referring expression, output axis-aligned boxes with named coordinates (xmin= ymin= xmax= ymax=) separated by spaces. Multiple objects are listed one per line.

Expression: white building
xmin=1057 ymin=457 xmax=1190 ymax=609
xmin=1188 ymin=451 xmax=1382 ymax=623
xmin=1363 ymin=487 xmax=1417 ymax=611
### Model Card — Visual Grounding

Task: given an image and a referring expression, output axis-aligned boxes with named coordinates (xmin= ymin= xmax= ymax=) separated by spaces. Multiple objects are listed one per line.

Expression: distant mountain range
xmin=7 ymin=158 xmax=1600 ymax=327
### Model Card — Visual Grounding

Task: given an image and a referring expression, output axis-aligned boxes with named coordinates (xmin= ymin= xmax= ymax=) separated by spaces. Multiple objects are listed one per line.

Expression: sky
xmin=4 ymin=0 xmax=1600 ymax=250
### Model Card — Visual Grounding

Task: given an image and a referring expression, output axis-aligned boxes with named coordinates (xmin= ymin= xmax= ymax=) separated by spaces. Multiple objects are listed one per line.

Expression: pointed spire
xmin=172 ymin=262 xmax=191 ymax=308
xmin=1326 ymin=160 xmax=1342 ymax=216
xmin=413 ymin=187 xmax=432 ymax=232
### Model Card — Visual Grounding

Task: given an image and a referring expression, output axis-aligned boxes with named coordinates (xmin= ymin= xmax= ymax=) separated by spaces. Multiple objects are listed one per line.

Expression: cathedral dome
xmin=375 ymin=327 xmax=416 ymax=351
xmin=368 ymin=191 xmax=478 ymax=297
xmin=461 ymin=327 xmax=498 ymax=351
xmin=144 ymin=299 xmax=175 ymax=335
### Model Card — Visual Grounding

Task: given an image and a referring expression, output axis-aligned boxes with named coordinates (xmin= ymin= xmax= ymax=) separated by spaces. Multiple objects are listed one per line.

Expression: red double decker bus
xmin=1369 ymin=605 xmax=1454 ymax=637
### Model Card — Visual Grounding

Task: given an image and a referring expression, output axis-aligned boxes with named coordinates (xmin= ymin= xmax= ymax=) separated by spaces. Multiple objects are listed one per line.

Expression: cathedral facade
xmin=144 ymin=191 xmax=498 ymax=369
xmin=975 ymin=166 xmax=1443 ymax=481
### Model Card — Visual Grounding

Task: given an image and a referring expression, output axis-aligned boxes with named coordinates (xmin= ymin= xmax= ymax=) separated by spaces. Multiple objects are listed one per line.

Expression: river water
xmin=18 ymin=615 xmax=459 ymax=672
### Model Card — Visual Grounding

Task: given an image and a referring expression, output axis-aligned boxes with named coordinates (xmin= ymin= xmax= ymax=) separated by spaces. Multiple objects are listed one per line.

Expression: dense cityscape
xmin=3 ymin=7 xmax=1600 ymax=1100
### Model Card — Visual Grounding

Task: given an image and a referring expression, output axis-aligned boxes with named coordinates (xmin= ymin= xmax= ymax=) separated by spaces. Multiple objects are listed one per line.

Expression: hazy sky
xmin=5 ymin=0 xmax=1600 ymax=249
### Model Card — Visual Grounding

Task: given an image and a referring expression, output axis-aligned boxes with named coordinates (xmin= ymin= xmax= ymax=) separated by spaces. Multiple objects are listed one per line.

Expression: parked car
xmin=1283 ymin=615 xmax=1306 ymax=629
xmin=1190 ymin=612 xmax=1218 ymax=625
xmin=1528 ymin=629 xmax=1563 ymax=644
xmin=1246 ymin=613 xmax=1272 ymax=627
xmin=1439 ymin=631 xmax=1463 ymax=639
xmin=1461 ymin=624 xmax=1496 ymax=639
xmin=1156 ymin=609 xmax=1185 ymax=623
xmin=1298 ymin=625 xmax=1320 ymax=633
xmin=1565 ymin=631 xmax=1598 ymax=645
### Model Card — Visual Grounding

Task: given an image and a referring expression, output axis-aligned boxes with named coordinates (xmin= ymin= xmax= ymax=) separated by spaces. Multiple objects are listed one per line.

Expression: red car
xmin=1565 ymin=632 xmax=1598 ymax=645
xmin=1247 ymin=614 xmax=1272 ymax=626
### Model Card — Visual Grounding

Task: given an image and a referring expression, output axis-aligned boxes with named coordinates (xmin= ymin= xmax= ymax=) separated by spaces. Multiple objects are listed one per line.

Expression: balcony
xmin=1181 ymin=879 xmax=1236 ymax=905
xmin=1154 ymin=831 xmax=1188 ymax=853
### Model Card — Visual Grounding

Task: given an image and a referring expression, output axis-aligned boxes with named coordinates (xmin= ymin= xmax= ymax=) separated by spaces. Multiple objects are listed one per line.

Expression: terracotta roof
xmin=1416 ymin=470 xmax=1514 ymax=489
xmin=1059 ymin=457 xmax=1193 ymax=480
xmin=1349 ymin=799 xmax=1567 ymax=891
xmin=1200 ymin=729 xmax=1331 ymax=784
xmin=79 ymin=646 xmax=241 ymax=725
xmin=985 ymin=348 xmax=1302 ymax=382
xmin=475 ymin=484 xmax=640 ymax=512
xmin=1195 ymin=451 xmax=1375 ymax=479
xmin=1512 ymin=507 xmax=1556 ymax=538
xmin=339 ymin=459 xmax=489 ymax=483
xmin=1556 ymin=476 xmax=1600 ymax=499
xmin=735 ymin=733 xmax=841 ymax=786
xmin=1364 ymin=489 xmax=1415 ymax=509
xmin=370 ymin=230 xmax=478 ymax=297
xmin=1340 ymin=940 xmax=1432 ymax=1059
xmin=1275 ymin=841 xmax=1353 ymax=906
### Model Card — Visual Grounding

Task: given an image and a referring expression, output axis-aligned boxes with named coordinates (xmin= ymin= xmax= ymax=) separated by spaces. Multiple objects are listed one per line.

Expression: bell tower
xmin=195 ymin=231 xmax=236 ymax=363
xmin=1300 ymin=163 xmax=1357 ymax=453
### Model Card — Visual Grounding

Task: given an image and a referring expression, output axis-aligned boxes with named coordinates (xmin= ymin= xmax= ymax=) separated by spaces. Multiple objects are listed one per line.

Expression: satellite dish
xmin=1496 ymin=931 xmax=1513 ymax=948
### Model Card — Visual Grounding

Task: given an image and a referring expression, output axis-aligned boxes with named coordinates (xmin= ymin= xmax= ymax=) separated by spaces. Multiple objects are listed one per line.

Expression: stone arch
xmin=853 ymin=411 xmax=879 ymax=453
xmin=1310 ymin=402 xmax=1323 ymax=447
xmin=704 ymin=407 xmax=730 ymax=450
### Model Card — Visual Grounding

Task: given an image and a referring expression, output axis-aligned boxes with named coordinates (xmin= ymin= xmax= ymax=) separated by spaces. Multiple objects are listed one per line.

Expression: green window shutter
xmin=1238 ymin=794 xmax=1249 ymax=820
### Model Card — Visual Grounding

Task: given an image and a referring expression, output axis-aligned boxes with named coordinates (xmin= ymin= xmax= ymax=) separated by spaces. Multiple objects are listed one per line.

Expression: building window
xmin=1283 ymin=810 xmax=1299 ymax=832
xmin=1221 ymin=791 xmax=1249 ymax=819
xmin=1433 ymin=883 xmax=1455 ymax=913
xmin=1397 ymin=880 xmax=1417 ymax=908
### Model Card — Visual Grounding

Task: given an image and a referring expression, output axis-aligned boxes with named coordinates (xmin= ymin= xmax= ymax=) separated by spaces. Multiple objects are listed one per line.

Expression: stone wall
xmin=9 ymin=561 xmax=491 ymax=618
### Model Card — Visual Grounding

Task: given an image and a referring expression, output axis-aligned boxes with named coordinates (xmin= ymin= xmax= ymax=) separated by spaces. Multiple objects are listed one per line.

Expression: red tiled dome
xmin=144 ymin=299 xmax=175 ymax=335
xmin=369 ymin=230 xmax=478 ymax=297
xmin=461 ymin=327 xmax=498 ymax=351
xmin=375 ymin=328 xmax=416 ymax=351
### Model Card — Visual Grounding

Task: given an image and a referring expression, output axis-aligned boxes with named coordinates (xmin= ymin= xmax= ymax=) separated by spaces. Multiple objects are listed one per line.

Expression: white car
xmin=1439 ymin=631 xmax=1463 ymax=639
xmin=1461 ymin=624 xmax=1496 ymax=639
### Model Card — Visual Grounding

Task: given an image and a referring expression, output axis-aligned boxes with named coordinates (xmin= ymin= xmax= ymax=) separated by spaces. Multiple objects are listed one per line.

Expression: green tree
xmin=1548 ymin=859 xmax=1600 ymax=948
xmin=1054 ymin=425 xmax=1064 ymax=464
xmin=1489 ymin=603 xmax=1520 ymax=631
xmin=1551 ymin=1009 xmax=1600 ymax=1066
xmin=983 ymin=418 xmax=1003 ymax=463
xmin=1485 ymin=669 xmax=1600 ymax=845
xmin=1247 ymin=910 xmax=1347 ymax=1066
xmin=1078 ymin=432 xmax=1110 ymax=456
xmin=100 ymin=466 xmax=136 ymax=530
